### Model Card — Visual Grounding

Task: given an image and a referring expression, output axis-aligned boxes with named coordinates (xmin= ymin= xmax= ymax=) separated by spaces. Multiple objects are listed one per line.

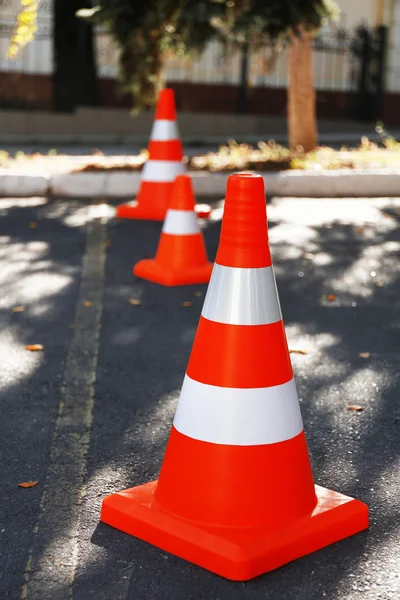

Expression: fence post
xmin=372 ymin=25 xmax=387 ymax=121
xmin=236 ymin=41 xmax=249 ymax=114
xmin=356 ymin=27 xmax=372 ymax=121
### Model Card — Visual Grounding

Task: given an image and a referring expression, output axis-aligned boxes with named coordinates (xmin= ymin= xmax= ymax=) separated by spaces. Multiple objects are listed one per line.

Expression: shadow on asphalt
xmin=1 ymin=196 xmax=399 ymax=599
xmin=75 ymin=199 xmax=399 ymax=599
xmin=0 ymin=197 xmax=87 ymax=598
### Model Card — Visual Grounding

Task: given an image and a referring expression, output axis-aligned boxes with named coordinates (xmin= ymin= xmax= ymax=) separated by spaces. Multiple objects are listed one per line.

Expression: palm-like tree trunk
xmin=287 ymin=29 xmax=318 ymax=152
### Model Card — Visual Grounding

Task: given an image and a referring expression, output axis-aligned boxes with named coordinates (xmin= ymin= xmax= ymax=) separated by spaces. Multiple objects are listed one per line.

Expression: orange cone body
xmin=133 ymin=175 xmax=213 ymax=286
xmin=117 ymin=88 xmax=211 ymax=221
xmin=101 ymin=173 xmax=369 ymax=580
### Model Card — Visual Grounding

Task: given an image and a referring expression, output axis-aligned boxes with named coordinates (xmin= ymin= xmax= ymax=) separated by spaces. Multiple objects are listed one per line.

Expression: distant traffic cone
xmin=117 ymin=88 xmax=211 ymax=221
xmin=133 ymin=174 xmax=213 ymax=286
xmin=101 ymin=173 xmax=368 ymax=581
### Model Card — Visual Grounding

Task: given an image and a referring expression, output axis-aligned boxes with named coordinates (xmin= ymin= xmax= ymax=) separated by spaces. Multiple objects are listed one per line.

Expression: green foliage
xmin=79 ymin=0 xmax=339 ymax=109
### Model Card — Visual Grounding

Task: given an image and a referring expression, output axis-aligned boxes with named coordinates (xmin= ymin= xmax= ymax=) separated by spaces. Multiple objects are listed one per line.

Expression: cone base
xmin=194 ymin=204 xmax=212 ymax=219
xmin=116 ymin=201 xmax=166 ymax=222
xmin=116 ymin=202 xmax=211 ymax=221
xmin=133 ymin=258 xmax=213 ymax=287
xmin=101 ymin=481 xmax=368 ymax=581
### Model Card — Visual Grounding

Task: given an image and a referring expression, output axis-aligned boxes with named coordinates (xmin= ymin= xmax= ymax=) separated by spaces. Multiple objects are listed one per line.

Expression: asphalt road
xmin=0 ymin=195 xmax=399 ymax=600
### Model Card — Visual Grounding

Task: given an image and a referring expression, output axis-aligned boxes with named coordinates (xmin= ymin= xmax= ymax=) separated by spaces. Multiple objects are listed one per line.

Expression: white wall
xmin=0 ymin=0 xmax=52 ymax=74
xmin=386 ymin=0 xmax=400 ymax=92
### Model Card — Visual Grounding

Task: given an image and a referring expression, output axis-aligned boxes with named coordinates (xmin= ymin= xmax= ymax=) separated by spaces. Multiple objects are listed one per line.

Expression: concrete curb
xmin=1 ymin=169 xmax=400 ymax=198
xmin=0 ymin=172 xmax=48 ymax=197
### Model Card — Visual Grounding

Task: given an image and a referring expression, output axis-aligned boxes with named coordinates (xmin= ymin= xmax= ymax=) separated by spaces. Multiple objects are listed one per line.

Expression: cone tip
xmin=155 ymin=88 xmax=177 ymax=121
xmin=170 ymin=174 xmax=195 ymax=210
xmin=216 ymin=172 xmax=270 ymax=268
xmin=226 ymin=173 xmax=264 ymax=197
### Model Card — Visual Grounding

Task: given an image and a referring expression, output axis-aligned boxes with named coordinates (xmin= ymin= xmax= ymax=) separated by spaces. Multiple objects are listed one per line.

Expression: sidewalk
xmin=0 ymin=196 xmax=399 ymax=599
xmin=2 ymin=106 xmax=399 ymax=146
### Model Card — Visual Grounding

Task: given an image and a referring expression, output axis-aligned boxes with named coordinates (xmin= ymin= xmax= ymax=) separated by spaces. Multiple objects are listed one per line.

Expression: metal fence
xmin=0 ymin=4 xmax=387 ymax=119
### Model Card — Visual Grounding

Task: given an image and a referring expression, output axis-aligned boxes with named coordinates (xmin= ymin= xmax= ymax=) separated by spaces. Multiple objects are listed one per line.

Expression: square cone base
xmin=116 ymin=202 xmax=166 ymax=222
xmin=101 ymin=481 xmax=368 ymax=581
xmin=116 ymin=202 xmax=211 ymax=221
xmin=133 ymin=259 xmax=213 ymax=287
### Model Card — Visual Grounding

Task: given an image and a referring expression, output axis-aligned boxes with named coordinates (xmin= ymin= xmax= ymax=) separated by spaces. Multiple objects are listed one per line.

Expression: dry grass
xmin=2 ymin=135 xmax=400 ymax=174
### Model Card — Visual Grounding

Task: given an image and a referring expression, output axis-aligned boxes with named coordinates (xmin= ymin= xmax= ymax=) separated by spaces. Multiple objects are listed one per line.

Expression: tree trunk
xmin=287 ymin=30 xmax=318 ymax=152
xmin=53 ymin=0 xmax=98 ymax=112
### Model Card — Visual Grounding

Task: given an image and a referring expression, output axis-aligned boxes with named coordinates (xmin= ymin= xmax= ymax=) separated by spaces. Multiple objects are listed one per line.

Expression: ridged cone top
xmin=216 ymin=173 xmax=271 ymax=268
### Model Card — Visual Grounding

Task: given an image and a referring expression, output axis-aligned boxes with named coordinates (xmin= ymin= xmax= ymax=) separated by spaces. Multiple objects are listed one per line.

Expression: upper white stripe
xmin=202 ymin=264 xmax=282 ymax=325
xmin=162 ymin=209 xmax=200 ymax=235
xmin=141 ymin=160 xmax=185 ymax=182
xmin=173 ymin=375 xmax=303 ymax=446
xmin=151 ymin=119 xmax=179 ymax=141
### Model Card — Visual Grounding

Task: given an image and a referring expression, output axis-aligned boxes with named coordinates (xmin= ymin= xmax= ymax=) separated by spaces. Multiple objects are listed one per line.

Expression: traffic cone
xmin=116 ymin=88 xmax=211 ymax=221
xmin=101 ymin=173 xmax=368 ymax=581
xmin=133 ymin=175 xmax=213 ymax=286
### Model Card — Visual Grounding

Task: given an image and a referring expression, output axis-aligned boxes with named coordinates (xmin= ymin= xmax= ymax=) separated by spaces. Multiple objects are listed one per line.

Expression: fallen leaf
xmin=28 ymin=221 xmax=37 ymax=228
xmin=327 ymin=293 xmax=336 ymax=302
xmin=129 ymin=298 xmax=142 ymax=306
xmin=302 ymin=252 xmax=314 ymax=260
xmin=289 ymin=349 xmax=309 ymax=355
xmin=182 ymin=301 xmax=192 ymax=307
xmin=359 ymin=352 xmax=370 ymax=358
xmin=354 ymin=226 xmax=365 ymax=236
xmin=375 ymin=281 xmax=385 ymax=287
xmin=347 ymin=405 xmax=365 ymax=412
xmin=193 ymin=291 xmax=203 ymax=297
xmin=105 ymin=239 xmax=112 ymax=247
xmin=25 ymin=344 xmax=43 ymax=351
xmin=83 ymin=301 xmax=92 ymax=307
xmin=12 ymin=305 xmax=24 ymax=313
xmin=18 ymin=481 xmax=38 ymax=488
xmin=68 ymin=324 xmax=75 ymax=329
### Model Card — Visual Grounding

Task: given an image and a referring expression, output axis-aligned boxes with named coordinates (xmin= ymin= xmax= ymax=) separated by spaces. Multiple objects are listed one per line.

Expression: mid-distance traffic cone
xmin=117 ymin=88 xmax=211 ymax=221
xmin=133 ymin=174 xmax=213 ymax=286
xmin=101 ymin=173 xmax=368 ymax=581
xmin=116 ymin=88 xmax=184 ymax=221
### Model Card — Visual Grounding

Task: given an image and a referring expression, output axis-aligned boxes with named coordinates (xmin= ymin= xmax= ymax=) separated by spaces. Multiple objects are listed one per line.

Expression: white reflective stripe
xmin=150 ymin=119 xmax=179 ymax=141
xmin=173 ymin=375 xmax=303 ymax=446
xmin=141 ymin=160 xmax=185 ymax=182
xmin=201 ymin=264 xmax=282 ymax=325
xmin=162 ymin=209 xmax=200 ymax=235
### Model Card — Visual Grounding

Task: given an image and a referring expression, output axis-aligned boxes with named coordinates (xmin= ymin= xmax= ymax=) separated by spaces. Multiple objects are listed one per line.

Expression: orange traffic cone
xmin=117 ymin=88 xmax=184 ymax=221
xmin=133 ymin=174 xmax=213 ymax=286
xmin=117 ymin=88 xmax=211 ymax=221
xmin=101 ymin=173 xmax=368 ymax=581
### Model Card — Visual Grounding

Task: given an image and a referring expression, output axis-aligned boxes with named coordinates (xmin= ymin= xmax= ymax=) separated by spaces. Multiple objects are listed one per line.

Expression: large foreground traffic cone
xmin=133 ymin=175 xmax=213 ymax=286
xmin=117 ymin=88 xmax=185 ymax=221
xmin=101 ymin=173 xmax=368 ymax=581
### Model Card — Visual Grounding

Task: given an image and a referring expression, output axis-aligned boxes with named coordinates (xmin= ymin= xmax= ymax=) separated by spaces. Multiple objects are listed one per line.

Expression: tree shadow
xmin=2 ymin=196 xmax=398 ymax=600
xmin=72 ymin=198 xmax=400 ymax=600
xmin=0 ymin=197 xmax=90 ymax=598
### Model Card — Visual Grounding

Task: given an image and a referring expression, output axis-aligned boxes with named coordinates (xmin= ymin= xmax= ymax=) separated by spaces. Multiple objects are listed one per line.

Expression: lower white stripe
xmin=173 ymin=376 xmax=303 ymax=445
xmin=202 ymin=264 xmax=282 ymax=325
xmin=141 ymin=160 xmax=185 ymax=182
xmin=150 ymin=119 xmax=179 ymax=141
xmin=162 ymin=209 xmax=200 ymax=235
